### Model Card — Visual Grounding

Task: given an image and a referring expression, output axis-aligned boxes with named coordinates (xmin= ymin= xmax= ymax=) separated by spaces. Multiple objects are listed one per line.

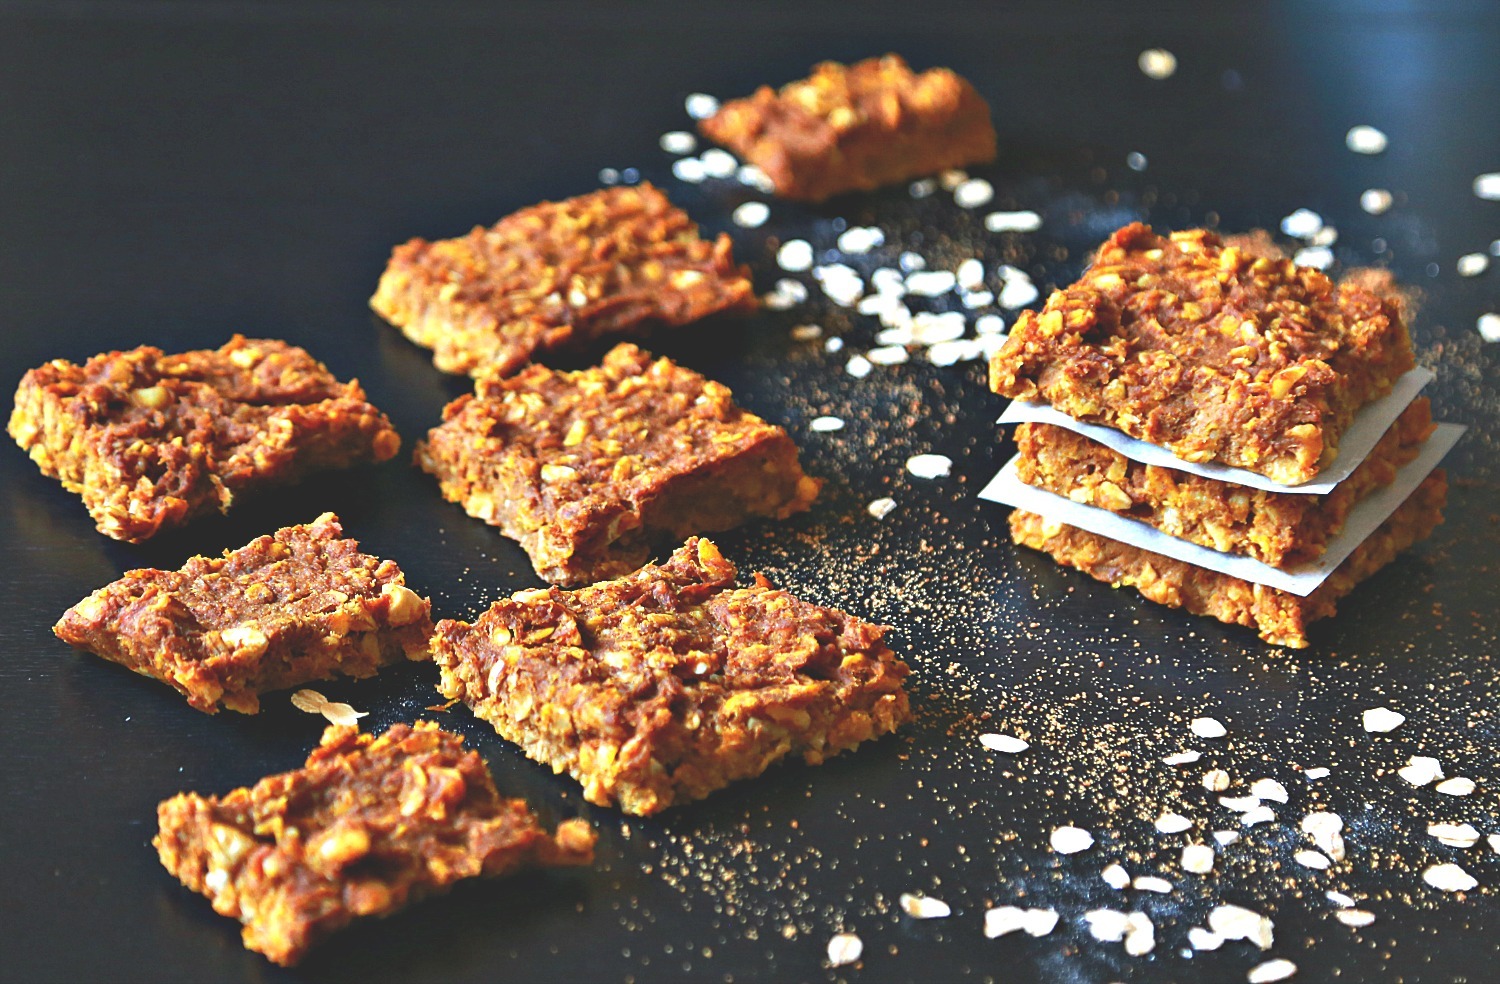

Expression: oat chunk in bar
xmin=700 ymin=54 xmax=995 ymax=202
xmin=1009 ymin=469 xmax=1446 ymax=648
xmin=55 ymin=513 xmax=433 ymax=713
xmin=989 ymin=224 xmax=1415 ymax=484
xmin=417 ymin=343 xmax=820 ymax=586
xmin=370 ymin=183 xmax=754 ymax=377
xmin=1014 ymin=397 xmax=1435 ymax=568
xmin=154 ymin=722 xmax=596 ymax=966
xmin=9 ymin=336 xmax=400 ymax=541
xmin=432 ymin=538 xmax=911 ymax=815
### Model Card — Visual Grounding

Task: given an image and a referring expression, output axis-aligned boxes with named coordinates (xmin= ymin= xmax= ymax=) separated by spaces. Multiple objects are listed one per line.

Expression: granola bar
xmin=1014 ymin=397 xmax=1435 ymax=568
xmin=431 ymin=538 xmax=911 ymax=815
xmin=370 ymin=183 xmax=754 ymax=377
xmin=54 ymin=513 xmax=433 ymax=713
xmin=989 ymin=224 xmax=1415 ymax=484
xmin=1009 ymin=469 xmax=1447 ymax=648
xmin=416 ymin=343 xmax=820 ymax=586
xmin=9 ymin=336 xmax=401 ymax=541
xmin=154 ymin=722 xmax=596 ymax=966
xmin=699 ymin=54 xmax=996 ymax=202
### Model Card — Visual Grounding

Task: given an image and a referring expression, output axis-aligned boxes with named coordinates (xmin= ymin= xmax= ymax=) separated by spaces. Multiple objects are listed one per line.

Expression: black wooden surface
xmin=2 ymin=2 xmax=1497 ymax=981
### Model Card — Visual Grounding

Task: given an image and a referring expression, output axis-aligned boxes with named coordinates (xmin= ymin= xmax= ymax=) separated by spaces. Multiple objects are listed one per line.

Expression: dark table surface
xmin=3 ymin=2 xmax=1497 ymax=981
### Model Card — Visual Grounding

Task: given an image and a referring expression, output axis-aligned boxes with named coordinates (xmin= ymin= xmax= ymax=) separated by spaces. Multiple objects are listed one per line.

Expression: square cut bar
xmin=989 ymin=224 xmax=1415 ymax=484
xmin=416 ymin=343 xmax=820 ymax=586
xmin=699 ymin=54 xmax=996 ymax=202
xmin=9 ymin=335 xmax=401 ymax=541
xmin=154 ymin=722 xmax=596 ymax=966
xmin=431 ymin=538 xmax=912 ymax=816
xmin=1009 ymin=469 xmax=1446 ymax=648
xmin=1014 ymin=397 xmax=1435 ymax=568
xmin=54 ymin=513 xmax=434 ymax=713
xmin=370 ymin=183 xmax=755 ymax=377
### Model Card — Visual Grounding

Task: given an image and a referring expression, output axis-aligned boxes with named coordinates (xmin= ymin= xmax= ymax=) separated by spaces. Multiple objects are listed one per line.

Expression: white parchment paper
xmin=996 ymin=367 xmax=1434 ymax=494
xmin=977 ymin=423 xmax=1464 ymax=596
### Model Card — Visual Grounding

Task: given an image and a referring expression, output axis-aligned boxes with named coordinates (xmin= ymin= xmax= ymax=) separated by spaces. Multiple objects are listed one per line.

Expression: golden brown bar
xmin=699 ymin=54 xmax=996 ymax=202
xmin=9 ymin=336 xmax=400 ymax=541
xmin=989 ymin=224 xmax=1415 ymax=484
xmin=154 ymin=723 xmax=595 ymax=966
xmin=370 ymin=183 xmax=754 ymax=377
xmin=1013 ymin=397 xmax=1434 ymax=568
xmin=1008 ymin=470 xmax=1447 ymax=648
xmin=431 ymin=538 xmax=911 ymax=815
xmin=416 ymin=343 xmax=820 ymax=586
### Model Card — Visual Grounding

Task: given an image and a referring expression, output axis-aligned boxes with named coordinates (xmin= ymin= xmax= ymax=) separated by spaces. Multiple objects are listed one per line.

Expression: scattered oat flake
xmin=899 ymin=893 xmax=951 ymax=919
xmin=1127 ymin=151 xmax=1148 ymax=172
xmin=905 ymin=270 xmax=958 ymax=297
xmin=700 ymin=149 xmax=737 ymax=178
xmin=1182 ymin=844 xmax=1215 ymax=874
xmin=998 ymin=279 xmax=1040 ymax=309
xmin=939 ymin=169 xmax=968 ymax=191
xmin=1362 ymin=706 xmax=1405 ymax=732
xmin=1214 ymin=830 xmax=1241 ymax=846
xmin=906 ymin=454 xmax=953 ymax=480
xmin=1220 ymin=795 xmax=1261 ymax=813
xmin=1102 ymin=863 xmax=1130 ymax=889
xmin=1050 ymin=825 xmax=1095 ymax=854
xmin=1428 ymin=822 xmax=1481 ymax=848
xmin=1188 ymin=927 xmax=1224 ymax=951
xmin=763 ymin=278 xmax=808 ymax=310
xmin=1123 ymin=912 xmax=1155 ymax=956
xmin=425 ymin=697 xmax=460 ymax=713
xmin=659 ymin=130 xmax=697 ymax=155
xmin=954 ymin=177 xmax=994 ymax=209
xmin=1457 ymin=252 xmax=1489 ymax=276
xmin=672 ymin=157 xmax=707 ymax=183
xmin=1202 ymin=769 xmax=1231 ymax=791
xmin=290 ymin=689 xmax=367 ymax=728
xmin=1155 ymin=812 xmax=1193 ymax=834
xmin=684 ymin=92 xmax=719 ymax=120
xmin=837 ymin=226 xmax=885 ymax=254
xmin=1133 ymin=876 xmax=1172 ymax=894
xmin=1294 ymin=850 xmax=1331 ymax=870
xmin=1247 ymin=957 xmax=1298 ymax=983
xmin=866 ymin=345 xmax=909 ymax=366
xmin=1479 ymin=313 xmax=1500 ymax=343
xmin=1360 ymin=188 xmax=1394 ymax=214
xmin=1241 ymin=806 xmax=1277 ymax=827
xmin=1345 ymin=124 xmax=1388 ymax=154
xmin=985 ymin=210 xmax=1043 ymax=234
xmin=598 ymin=167 xmax=620 ymax=185
xmin=845 ymin=354 xmax=873 ymax=378
xmin=866 ymin=497 xmax=897 ymax=520
xmin=1304 ymin=767 xmax=1331 ymax=780
xmin=826 ymin=932 xmax=863 ymax=967
xmin=1335 ymin=910 xmax=1376 ymax=928
xmin=979 ymin=733 xmax=1029 ymax=754
xmin=1474 ymin=172 xmax=1500 ymax=200
xmin=909 ymin=178 xmax=936 ymax=199
xmin=1085 ymin=909 xmax=1130 ymax=942
xmin=1163 ymin=750 xmax=1202 ymax=765
xmin=1190 ymin=716 xmax=1227 ymax=738
xmin=1250 ymin=778 xmax=1289 ymax=803
xmin=737 ymin=164 xmax=775 ymax=193
xmin=1280 ymin=208 xmax=1324 ymax=239
xmin=777 ymin=239 xmax=814 ymax=272
xmin=1398 ymin=755 xmax=1443 ymax=786
xmin=1209 ymin=904 xmax=1274 ymax=949
xmin=1138 ymin=48 xmax=1177 ymax=79
xmin=1435 ymin=777 xmax=1476 ymax=796
xmin=1422 ymin=863 xmax=1478 ymax=892
xmin=1326 ymin=891 xmax=1356 ymax=908
xmin=1294 ymin=245 xmax=1334 ymax=270
xmin=825 ymin=336 xmax=844 ymax=354
xmin=731 ymin=201 xmax=769 ymax=228
xmin=984 ymin=906 xmax=1057 ymax=938
xmin=789 ymin=323 xmax=822 ymax=342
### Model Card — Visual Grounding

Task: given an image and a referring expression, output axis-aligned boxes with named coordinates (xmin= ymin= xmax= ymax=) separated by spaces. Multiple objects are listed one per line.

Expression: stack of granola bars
xmin=982 ymin=223 xmax=1463 ymax=648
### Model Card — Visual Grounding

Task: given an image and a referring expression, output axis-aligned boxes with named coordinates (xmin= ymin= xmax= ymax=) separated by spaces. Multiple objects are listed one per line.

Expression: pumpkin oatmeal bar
xmin=431 ymin=538 xmax=911 ymax=816
xmin=54 ymin=513 xmax=433 ymax=713
xmin=1009 ymin=469 xmax=1447 ymax=648
xmin=1014 ymin=397 xmax=1435 ymax=568
xmin=370 ymin=183 xmax=754 ymax=377
xmin=989 ymin=224 xmax=1415 ymax=485
xmin=416 ymin=343 xmax=820 ymax=586
xmin=9 ymin=336 xmax=400 ymax=541
xmin=155 ymin=722 xmax=596 ymax=966
xmin=699 ymin=54 xmax=996 ymax=202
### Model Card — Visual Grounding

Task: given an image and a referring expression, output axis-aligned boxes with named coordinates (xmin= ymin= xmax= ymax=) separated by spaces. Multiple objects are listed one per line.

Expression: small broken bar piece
xmin=8 ymin=336 xmax=401 ymax=541
xmin=416 ymin=343 xmax=820 ymax=586
xmin=1014 ymin=397 xmax=1435 ymax=568
xmin=54 ymin=513 xmax=433 ymax=713
xmin=1009 ymin=469 xmax=1447 ymax=648
xmin=699 ymin=54 xmax=996 ymax=202
xmin=989 ymin=224 xmax=1415 ymax=484
xmin=370 ymin=183 xmax=755 ymax=377
xmin=154 ymin=722 xmax=596 ymax=967
xmin=431 ymin=538 xmax=911 ymax=815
